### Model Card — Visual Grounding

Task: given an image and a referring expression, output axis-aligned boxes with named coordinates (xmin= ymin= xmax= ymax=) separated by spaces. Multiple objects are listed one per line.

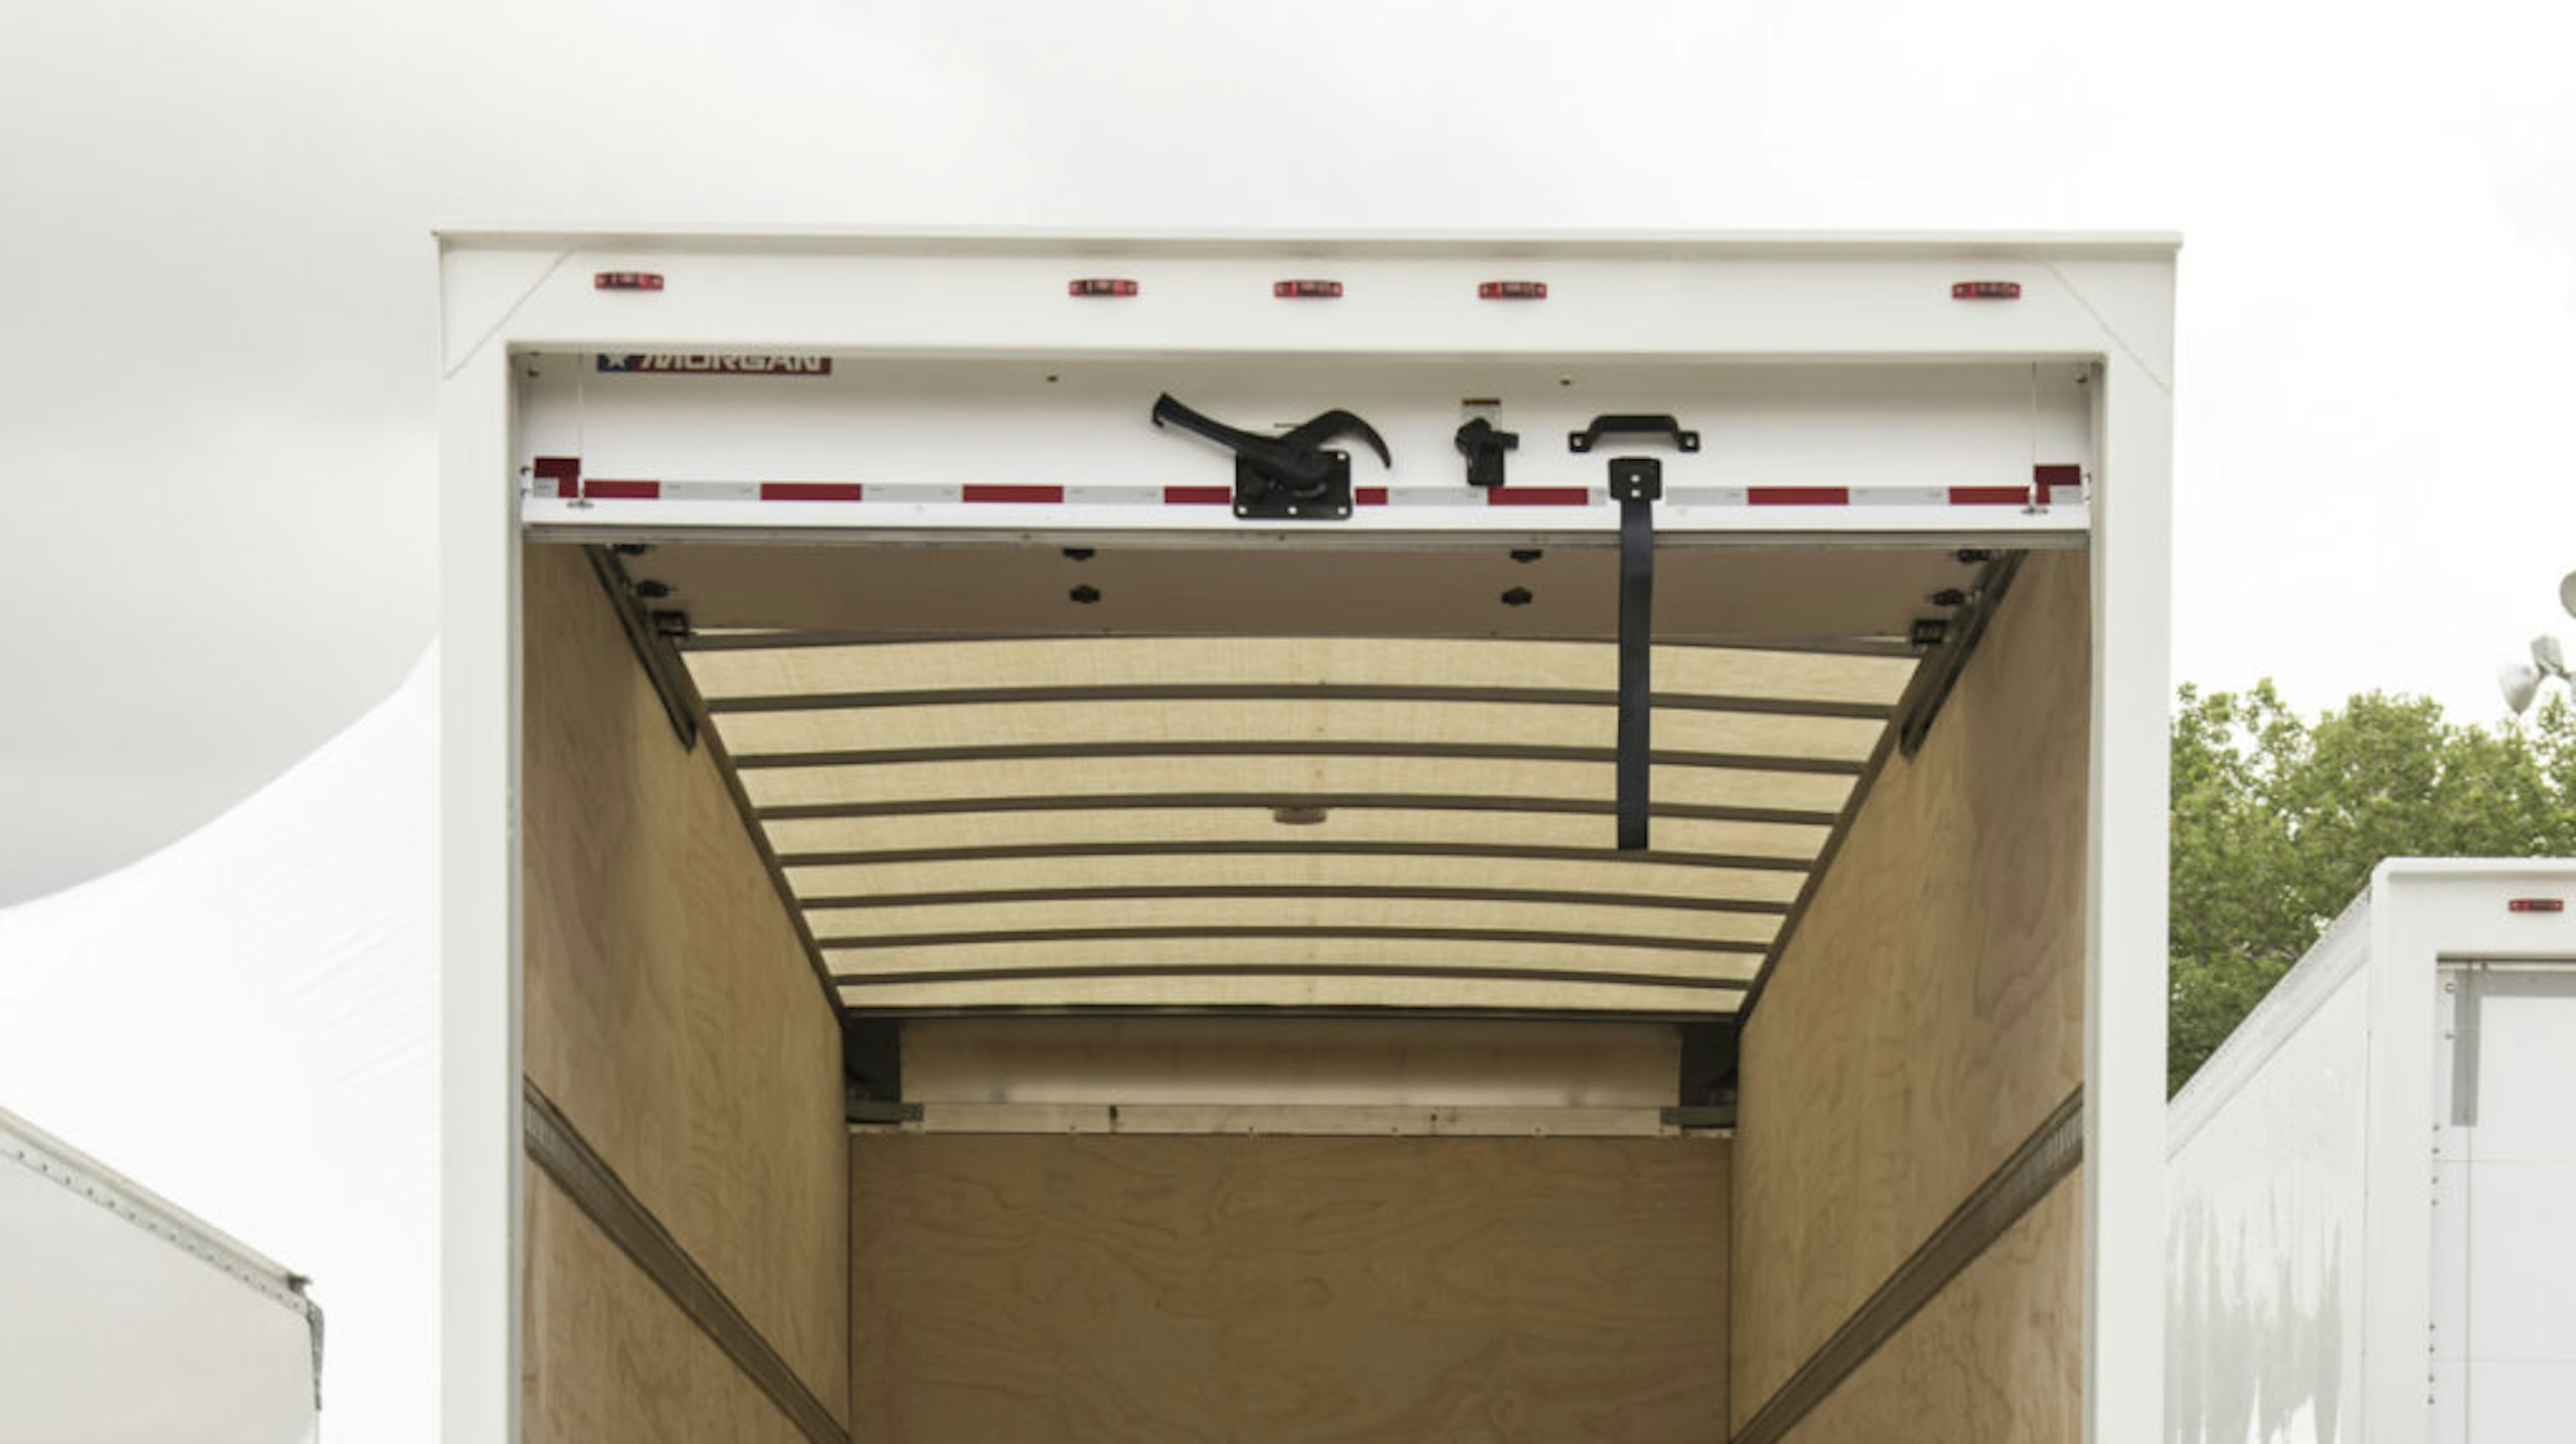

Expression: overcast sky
xmin=6 ymin=0 xmax=2576 ymax=903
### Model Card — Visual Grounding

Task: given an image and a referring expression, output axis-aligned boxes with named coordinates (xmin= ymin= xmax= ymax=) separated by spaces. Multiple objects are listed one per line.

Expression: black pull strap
xmin=1610 ymin=457 xmax=1662 ymax=850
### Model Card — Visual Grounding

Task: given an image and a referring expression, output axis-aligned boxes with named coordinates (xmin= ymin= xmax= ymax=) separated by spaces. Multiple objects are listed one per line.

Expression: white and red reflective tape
xmin=531 ymin=459 xmax=2087 ymax=508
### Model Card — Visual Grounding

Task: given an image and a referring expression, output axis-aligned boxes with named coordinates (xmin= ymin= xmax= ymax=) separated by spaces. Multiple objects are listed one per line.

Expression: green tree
xmin=2169 ymin=683 xmax=2576 ymax=1094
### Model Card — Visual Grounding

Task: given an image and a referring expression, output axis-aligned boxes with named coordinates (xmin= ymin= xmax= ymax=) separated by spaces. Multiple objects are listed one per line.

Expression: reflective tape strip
xmin=760 ymin=482 xmax=865 ymax=502
xmin=2034 ymin=463 xmax=2084 ymax=502
xmin=530 ymin=461 xmax=2086 ymax=508
xmin=532 ymin=456 xmax=580 ymax=500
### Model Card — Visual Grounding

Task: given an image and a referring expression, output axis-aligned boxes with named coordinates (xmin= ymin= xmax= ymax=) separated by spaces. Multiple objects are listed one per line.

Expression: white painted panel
xmin=0 ymin=1140 xmax=317 ymax=1443
xmin=2429 ymin=1160 xmax=2472 ymax=1444
xmin=520 ymin=354 xmax=2089 ymax=500
xmin=2166 ymin=903 xmax=2371 ymax=1444
xmin=2467 ymin=1163 xmax=2576 ymax=1354
xmin=2463 ymin=1363 xmax=2576 ymax=1439
xmin=2451 ymin=968 xmax=2576 ymax=1435
xmin=902 ymin=1017 xmax=1678 ymax=1107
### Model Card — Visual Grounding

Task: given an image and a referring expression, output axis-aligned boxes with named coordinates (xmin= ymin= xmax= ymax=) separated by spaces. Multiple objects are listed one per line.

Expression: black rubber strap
xmin=1617 ymin=488 xmax=1655 ymax=850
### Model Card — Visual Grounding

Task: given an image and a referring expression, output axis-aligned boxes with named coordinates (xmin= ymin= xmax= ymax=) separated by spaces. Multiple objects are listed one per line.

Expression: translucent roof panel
xmin=739 ymin=757 xmax=1857 ymax=816
xmin=834 ymin=977 xmax=1751 ymax=1015
xmin=689 ymin=638 xmax=1919 ymax=707
xmin=655 ymin=545 xmax=1953 ymax=1016
xmin=755 ymin=808 xmax=1833 ymax=860
xmin=713 ymin=700 xmax=1890 ymax=765
xmin=782 ymin=853 xmax=1813 ymax=907
xmin=806 ymin=894 xmax=1784 ymax=947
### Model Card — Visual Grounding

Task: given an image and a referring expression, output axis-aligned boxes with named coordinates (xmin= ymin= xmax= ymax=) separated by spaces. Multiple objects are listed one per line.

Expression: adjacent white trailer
xmin=439 ymin=229 xmax=2177 ymax=1443
xmin=0 ymin=1106 xmax=321 ymax=1443
xmin=2167 ymin=858 xmax=2576 ymax=1443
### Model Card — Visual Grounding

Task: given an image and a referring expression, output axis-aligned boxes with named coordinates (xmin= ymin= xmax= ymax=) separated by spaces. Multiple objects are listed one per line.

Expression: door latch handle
xmin=1152 ymin=394 xmax=1391 ymax=520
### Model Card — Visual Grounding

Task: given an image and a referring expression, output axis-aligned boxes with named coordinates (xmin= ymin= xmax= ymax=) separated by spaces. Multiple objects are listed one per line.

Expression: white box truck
xmin=2168 ymin=858 xmax=2576 ymax=1443
xmin=0 ymin=1106 xmax=321 ymax=1442
xmin=437 ymin=229 xmax=2176 ymax=1443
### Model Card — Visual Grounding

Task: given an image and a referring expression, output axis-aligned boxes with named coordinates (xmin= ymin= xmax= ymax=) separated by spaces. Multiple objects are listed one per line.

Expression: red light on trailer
xmin=1273 ymin=280 xmax=1344 ymax=298
xmin=1069 ymin=278 xmax=1138 ymax=298
xmin=2509 ymin=897 xmax=2567 ymax=913
xmin=1479 ymin=281 xmax=1548 ymax=300
xmin=594 ymin=272 xmax=664 ymax=291
xmin=1952 ymin=280 xmax=2021 ymax=300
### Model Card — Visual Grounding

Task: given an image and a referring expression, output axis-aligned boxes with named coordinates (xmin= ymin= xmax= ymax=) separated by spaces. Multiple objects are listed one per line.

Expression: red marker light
xmin=2510 ymin=897 xmax=2566 ymax=913
xmin=1952 ymin=280 xmax=2022 ymax=300
xmin=1274 ymin=280 xmax=1344 ymax=298
xmin=1069 ymin=278 xmax=1138 ymax=297
xmin=1479 ymin=281 xmax=1548 ymax=300
xmin=594 ymin=272 xmax=665 ymax=291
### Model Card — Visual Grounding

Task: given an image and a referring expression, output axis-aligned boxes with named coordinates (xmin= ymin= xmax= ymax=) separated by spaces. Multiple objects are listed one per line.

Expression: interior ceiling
xmin=622 ymin=537 xmax=1984 ymax=1018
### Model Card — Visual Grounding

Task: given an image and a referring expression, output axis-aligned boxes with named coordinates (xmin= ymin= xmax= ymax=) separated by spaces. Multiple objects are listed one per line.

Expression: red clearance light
xmin=1274 ymin=280 xmax=1344 ymax=298
xmin=2509 ymin=897 xmax=2566 ymax=913
xmin=1069 ymin=278 xmax=1138 ymax=297
xmin=1479 ymin=280 xmax=1548 ymax=300
xmin=1952 ymin=280 xmax=2021 ymax=300
xmin=594 ymin=272 xmax=664 ymax=291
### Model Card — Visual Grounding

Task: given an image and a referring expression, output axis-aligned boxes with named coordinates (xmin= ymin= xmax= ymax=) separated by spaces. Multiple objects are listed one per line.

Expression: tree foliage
xmin=2169 ymin=683 xmax=2576 ymax=1094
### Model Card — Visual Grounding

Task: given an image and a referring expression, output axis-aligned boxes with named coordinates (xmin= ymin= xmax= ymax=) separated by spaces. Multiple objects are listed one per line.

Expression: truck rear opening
xmin=439 ymin=231 xmax=2175 ymax=1444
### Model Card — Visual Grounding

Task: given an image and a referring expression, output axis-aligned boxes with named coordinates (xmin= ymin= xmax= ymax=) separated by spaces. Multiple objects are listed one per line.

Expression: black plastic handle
xmin=1568 ymin=414 xmax=1700 ymax=454
xmin=1152 ymin=394 xmax=1326 ymax=483
xmin=1152 ymin=394 xmax=1392 ymax=480
xmin=1279 ymin=408 xmax=1393 ymax=469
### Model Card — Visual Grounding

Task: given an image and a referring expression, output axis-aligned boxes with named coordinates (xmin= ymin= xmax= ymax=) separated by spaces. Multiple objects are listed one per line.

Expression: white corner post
xmin=2086 ymin=338 xmax=2174 ymax=1444
xmin=438 ymin=329 xmax=523 ymax=1444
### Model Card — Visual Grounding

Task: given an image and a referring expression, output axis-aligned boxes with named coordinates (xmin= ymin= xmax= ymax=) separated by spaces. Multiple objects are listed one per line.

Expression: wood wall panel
xmin=1782 ymin=1174 xmax=2084 ymax=1444
xmin=851 ymin=1134 xmax=1727 ymax=1443
xmin=1729 ymin=550 xmax=2090 ymax=1427
xmin=522 ymin=543 xmax=849 ymax=1421
xmin=525 ymin=1174 xmax=810 ymax=1444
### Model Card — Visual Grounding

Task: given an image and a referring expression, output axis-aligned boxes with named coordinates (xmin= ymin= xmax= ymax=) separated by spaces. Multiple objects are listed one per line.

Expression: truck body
xmin=437 ymin=229 xmax=2176 ymax=1443
xmin=2167 ymin=858 xmax=2576 ymax=1442
xmin=0 ymin=1105 xmax=321 ymax=1442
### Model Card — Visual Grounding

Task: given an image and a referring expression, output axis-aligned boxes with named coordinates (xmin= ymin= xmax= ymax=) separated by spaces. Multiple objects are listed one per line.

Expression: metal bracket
xmin=1678 ymin=1019 xmax=1738 ymax=1105
xmin=1570 ymin=414 xmax=1701 ymax=454
xmin=843 ymin=1016 xmax=903 ymax=1104
xmin=1150 ymin=392 xmax=1391 ymax=521
xmin=1234 ymin=450 xmax=1353 ymax=520
xmin=585 ymin=545 xmax=700 ymax=751
xmin=1609 ymin=456 xmax=1664 ymax=502
xmin=846 ymin=1099 xmax=926 ymax=1127
xmin=1893 ymin=550 xmax=2026 ymax=759
xmin=1455 ymin=416 xmax=1519 ymax=488
xmin=1660 ymin=1105 xmax=1738 ymax=1131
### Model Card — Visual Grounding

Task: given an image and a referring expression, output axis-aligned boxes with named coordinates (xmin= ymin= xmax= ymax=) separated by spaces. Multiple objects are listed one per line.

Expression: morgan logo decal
xmin=596 ymin=353 xmax=833 ymax=376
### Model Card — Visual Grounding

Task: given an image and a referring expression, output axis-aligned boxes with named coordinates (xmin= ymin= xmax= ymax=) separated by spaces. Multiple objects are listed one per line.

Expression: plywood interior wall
xmin=524 ymin=1174 xmax=810 ymax=1444
xmin=1779 ymin=1174 xmax=2084 ymax=1444
xmin=1729 ymin=549 xmax=2090 ymax=1429
xmin=851 ymin=1134 xmax=1728 ymax=1443
xmin=521 ymin=543 xmax=851 ymax=1429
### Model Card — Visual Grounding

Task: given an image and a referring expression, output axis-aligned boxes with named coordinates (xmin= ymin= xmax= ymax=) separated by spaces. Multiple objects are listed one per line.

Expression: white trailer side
xmin=2167 ymin=857 xmax=2576 ymax=1443
xmin=0 ymin=1106 xmax=321 ymax=1443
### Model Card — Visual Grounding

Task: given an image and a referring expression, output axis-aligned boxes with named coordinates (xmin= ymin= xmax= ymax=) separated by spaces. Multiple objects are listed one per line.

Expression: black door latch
xmin=1455 ymin=416 xmax=1519 ymax=489
xmin=1152 ymin=394 xmax=1391 ymax=520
